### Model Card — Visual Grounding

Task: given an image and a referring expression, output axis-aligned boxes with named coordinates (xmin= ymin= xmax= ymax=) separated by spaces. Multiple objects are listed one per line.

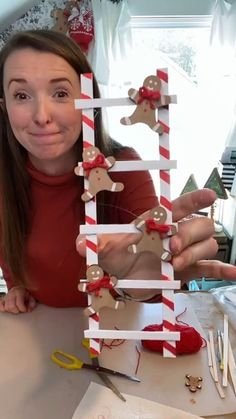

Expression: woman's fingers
xmin=0 ymin=297 xmax=5 ymax=312
xmin=0 ymin=287 xmax=36 ymax=314
xmin=172 ymin=189 xmax=216 ymax=222
xmin=3 ymin=292 xmax=22 ymax=313
xmin=170 ymin=216 xmax=216 ymax=255
xmin=176 ymin=259 xmax=236 ymax=282
xmin=172 ymin=238 xmax=218 ymax=271
xmin=27 ymin=295 xmax=37 ymax=312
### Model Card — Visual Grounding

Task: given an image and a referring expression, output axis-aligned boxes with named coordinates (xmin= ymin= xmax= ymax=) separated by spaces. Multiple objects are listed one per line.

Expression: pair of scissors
xmin=51 ymin=349 xmax=140 ymax=381
xmin=51 ymin=349 xmax=140 ymax=402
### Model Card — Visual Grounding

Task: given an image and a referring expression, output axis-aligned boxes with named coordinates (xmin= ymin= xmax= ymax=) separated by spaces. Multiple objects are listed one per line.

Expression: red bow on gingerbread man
xmin=145 ymin=219 xmax=171 ymax=238
xmin=82 ymin=153 xmax=109 ymax=176
xmin=138 ymin=86 xmax=161 ymax=109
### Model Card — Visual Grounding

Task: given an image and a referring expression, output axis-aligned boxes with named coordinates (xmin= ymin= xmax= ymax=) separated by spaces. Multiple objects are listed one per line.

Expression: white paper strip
xmin=75 ymin=95 xmax=177 ymax=110
xmin=115 ymin=280 xmax=181 ymax=289
xmin=75 ymin=97 xmax=132 ymax=109
xmin=84 ymin=330 xmax=180 ymax=340
xmin=80 ymin=223 xmax=178 ymax=235
xmin=81 ymin=223 xmax=136 ymax=234
xmin=77 ymin=159 xmax=177 ymax=173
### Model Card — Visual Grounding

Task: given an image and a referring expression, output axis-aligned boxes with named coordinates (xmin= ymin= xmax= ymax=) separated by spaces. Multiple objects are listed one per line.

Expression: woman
xmin=0 ymin=30 xmax=234 ymax=314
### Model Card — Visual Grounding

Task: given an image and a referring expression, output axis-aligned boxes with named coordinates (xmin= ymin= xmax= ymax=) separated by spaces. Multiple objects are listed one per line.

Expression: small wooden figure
xmin=128 ymin=206 xmax=177 ymax=261
xmin=74 ymin=146 xmax=124 ymax=202
xmin=120 ymin=75 xmax=172 ymax=134
xmin=50 ymin=8 xmax=69 ymax=33
xmin=78 ymin=265 xmax=125 ymax=316
xmin=185 ymin=374 xmax=203 ymax=392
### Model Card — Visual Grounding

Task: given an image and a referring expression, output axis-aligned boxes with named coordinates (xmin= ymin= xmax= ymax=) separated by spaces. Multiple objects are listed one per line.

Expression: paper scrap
xmin=71 ymin=382 xmax=202 ymax=419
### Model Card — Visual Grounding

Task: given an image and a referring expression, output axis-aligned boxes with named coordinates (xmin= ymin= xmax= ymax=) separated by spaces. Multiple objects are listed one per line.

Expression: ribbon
xmin=145 ymin=219 xmax=171 ymax=238
xmin=86 ymin=276 xmax=113 ymax=296
xmin=82 ymin=154 xmax=109 ymax=176
xmin=137 ymin=86 xmax=161 ymax=109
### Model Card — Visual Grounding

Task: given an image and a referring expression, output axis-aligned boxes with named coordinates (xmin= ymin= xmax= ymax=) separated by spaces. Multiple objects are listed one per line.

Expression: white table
xmin=0 ymin=292 xmax=235 ymax=419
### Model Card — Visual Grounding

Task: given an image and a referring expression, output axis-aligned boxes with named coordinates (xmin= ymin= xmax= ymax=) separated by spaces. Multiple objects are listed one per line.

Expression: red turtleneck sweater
xmin=1 ymin=148 xmax=158 ymax=307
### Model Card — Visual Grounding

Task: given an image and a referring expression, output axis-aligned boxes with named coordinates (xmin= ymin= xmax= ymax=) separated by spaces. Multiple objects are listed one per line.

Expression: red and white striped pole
xmin=81 ymin=73 xmax=100 ymax=355
xmin=158 ymin=68 xmax=176 ymax=358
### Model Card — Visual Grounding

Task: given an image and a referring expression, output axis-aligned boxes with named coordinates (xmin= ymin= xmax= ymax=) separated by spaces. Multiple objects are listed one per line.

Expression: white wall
xmin=128 ymin=0 xmax=216 ymax=16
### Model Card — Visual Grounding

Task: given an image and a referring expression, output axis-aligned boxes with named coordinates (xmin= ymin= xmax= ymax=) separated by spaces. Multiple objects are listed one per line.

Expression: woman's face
xmin=3 ymin=48 xmax=82 ymax=175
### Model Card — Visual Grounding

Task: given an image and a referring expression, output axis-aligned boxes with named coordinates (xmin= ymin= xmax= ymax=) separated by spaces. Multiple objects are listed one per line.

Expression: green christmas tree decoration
xmin=180 ymin=174 xmax=198 ymax=195
xmin=204 ymin=168 xmax=228 ymax=200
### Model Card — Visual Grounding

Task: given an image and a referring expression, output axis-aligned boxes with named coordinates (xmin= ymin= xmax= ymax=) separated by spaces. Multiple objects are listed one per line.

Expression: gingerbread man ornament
xmin=74 ymin=146 xmax=124 ymax=202
xmin=128 ymin=206 xmax=177 ymax=261
xmin=120 ymin=75 xmax=173 ymax=134
xmin=78 ymin=265 xmax=125 ymax=316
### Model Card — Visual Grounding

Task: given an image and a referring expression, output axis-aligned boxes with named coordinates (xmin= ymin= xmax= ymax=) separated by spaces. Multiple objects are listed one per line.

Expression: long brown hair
xmin=0 ymin=29 xmax=123 ymax=286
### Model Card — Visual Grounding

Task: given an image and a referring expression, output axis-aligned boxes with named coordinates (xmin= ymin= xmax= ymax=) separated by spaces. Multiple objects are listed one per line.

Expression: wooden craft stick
xmin=209 ymin=331 xmax=219 ymax=382
xmin=228 ymin=338 xmax=236 ymax=395
xmin=217 ymin=330 xmax=224 ymax=371
xmin=209 ymin=366 xmax=226 ymax=399
xmin=207 ymin=340 xmax=225 ymax=399
xmin=222 ymin=315 xmax=228 ymax=387
xmin=206 ymin=339 xmax=213 ymax=367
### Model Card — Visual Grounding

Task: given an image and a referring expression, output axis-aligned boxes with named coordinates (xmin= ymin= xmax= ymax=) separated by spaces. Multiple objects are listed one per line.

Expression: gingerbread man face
xmin=82 ymin=146 xmax=100 ymax=163
xmin=149 ymin=206 xmax=167 ymax=223
xmin=86 ymin=265 xmax=104 ymax=283
xmin=143 ymin=75 xmax=161 ymax=92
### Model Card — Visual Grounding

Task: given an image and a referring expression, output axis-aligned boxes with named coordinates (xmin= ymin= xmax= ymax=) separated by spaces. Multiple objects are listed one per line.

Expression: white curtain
xmin=209 ymin=0 xmax=236 ymax=149
xmin=210 ymin=0 xmax=236 ymax=75
xmin=88 ymin=0 xmax=132 ymax=85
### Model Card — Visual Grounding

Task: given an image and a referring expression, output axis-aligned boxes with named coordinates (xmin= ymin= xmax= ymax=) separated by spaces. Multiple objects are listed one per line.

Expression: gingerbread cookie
xmin=128 ymin=206 xmax=177 ymax=261
xmin=50 ymin=8 xmax=69 ymax=33
xmin=120 ymin=75 xmax=172 ymax=133
xmin=185 ymin=374 xmax=203 ymax=392
xmin=78 ymin=265 xmax=125 ymax=316
xmin=74 ymin=146 xmax=124 ymax=202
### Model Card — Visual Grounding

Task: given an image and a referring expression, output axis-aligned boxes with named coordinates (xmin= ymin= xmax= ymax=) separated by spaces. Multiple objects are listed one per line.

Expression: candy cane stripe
xmin=163 ymin=320 xmax=176 ymax=330
xmin=159 ymin=146 xmax=170 ymax=160
xmin=162 ymin=296 xmax=175 ymax=311
xmin=163 ymin=342 xmax=176 ymax=355
xmin=86 ymin=239 xmax=97 ymax=253
xmin=159 ymin=120 xmax=170 ymax=134
xmin=157 ymin=69 xmax=168 ymax=83
xmin=160 ymin=170 xmax=170 ymax=184
xmin=85 ymin=215 xmax=96 ymax=225
xmin=84 ymin=73 xmax=93 ymax=80
xmin=82 ymin=114 xmax=95 ymax=130
xmin=159 ymin=196 xmax=172 ymax=211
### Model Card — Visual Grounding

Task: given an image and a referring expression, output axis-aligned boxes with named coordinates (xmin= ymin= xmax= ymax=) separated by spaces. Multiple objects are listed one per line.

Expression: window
xmin=102 ymin=16 xmax=234 ymax=198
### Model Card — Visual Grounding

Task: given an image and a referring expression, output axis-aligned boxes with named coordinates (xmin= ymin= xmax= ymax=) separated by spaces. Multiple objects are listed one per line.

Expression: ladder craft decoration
xmin=74 ymin=69 xmax=179 ymax=357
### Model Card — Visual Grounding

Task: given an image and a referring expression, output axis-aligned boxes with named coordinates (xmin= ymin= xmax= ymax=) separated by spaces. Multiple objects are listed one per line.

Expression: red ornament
xmin=141 ymin=323 xmax=203 ymax=355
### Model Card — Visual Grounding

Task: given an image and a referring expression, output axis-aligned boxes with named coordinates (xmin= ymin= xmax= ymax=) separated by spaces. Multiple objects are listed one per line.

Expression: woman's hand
xmin=0 ymin=286 xmax=37 ymax=314
xmin=76 ymin=188 xmax=236 ymax=297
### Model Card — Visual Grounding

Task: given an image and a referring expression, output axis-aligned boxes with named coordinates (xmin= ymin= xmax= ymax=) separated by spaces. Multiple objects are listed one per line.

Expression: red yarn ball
xmin=141 ymin=323 xmax=203 ymax=355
